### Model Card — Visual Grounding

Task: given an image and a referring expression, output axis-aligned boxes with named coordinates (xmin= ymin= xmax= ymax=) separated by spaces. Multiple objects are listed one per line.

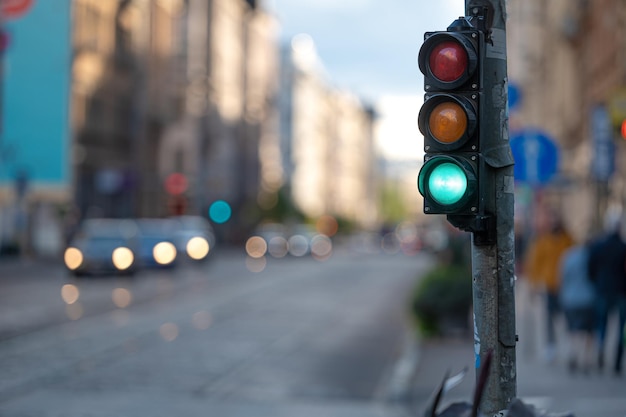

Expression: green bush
xmin=412 ymin=264 xmax=472 ymax=337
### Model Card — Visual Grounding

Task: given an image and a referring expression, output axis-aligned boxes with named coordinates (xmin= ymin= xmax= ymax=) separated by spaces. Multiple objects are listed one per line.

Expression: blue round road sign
xmin=508 ymin=83 xmax=522 ymax=111
xmin=510 ymin=129 xmax=559 ymax=186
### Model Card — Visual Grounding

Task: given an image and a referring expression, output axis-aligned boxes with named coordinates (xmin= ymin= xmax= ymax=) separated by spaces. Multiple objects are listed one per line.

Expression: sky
xmin=266 ymin=0 xmax=465 ymax=161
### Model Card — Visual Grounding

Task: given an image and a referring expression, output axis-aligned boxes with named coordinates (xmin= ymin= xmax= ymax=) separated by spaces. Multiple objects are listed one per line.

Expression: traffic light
xmin=417 ymin=17 xmax=484 ymax=217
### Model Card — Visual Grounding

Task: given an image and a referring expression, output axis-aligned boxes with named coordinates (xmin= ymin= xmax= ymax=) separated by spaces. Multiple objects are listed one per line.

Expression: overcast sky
xmin=266 ymin=0 xmax=465 ymax=161
xmin=267 ymin=0 xmax=463 ymax=102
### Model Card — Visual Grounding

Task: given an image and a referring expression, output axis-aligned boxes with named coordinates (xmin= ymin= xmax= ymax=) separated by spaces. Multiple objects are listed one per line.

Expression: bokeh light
xmin=288 ymin=235 xmax=309 ymax=257
xmin=246 ymin=236 xmax=268 ymax=258
xmin=186 ymin=237 xmax=210 ymax=260
xmin=65 ymin=303 xmax=84 ymax=321
xmin=268 ymin=236 xmax=289 ymax=258
xmin=209 ymin=200 xmax=232 ymax=224
xmin=64 ymin=247 xmax=83 ymax=270
xmin=112 ymin=247 xmax=134 ymax=270
xmin=311 ymin=234 xmax=333 ymax=261
xmin=192 ymin=310 xmax=213 ymax=330
xmin=61 ymin=284 xmax=80 ymax=305
xmin=316 ymin=215 xmax=339 ymax=237
xmin=153 ymin=241 xmax=177 ymax=265
xmin=164 ymin=172 xmax=188 ymax=195
xmin=112 ymin=288 xmax=133 ymax=308
xmin=246 ymin=255 xmax=267 ymax=273
xmin=159 ymin=322 xmax=179 ymax=342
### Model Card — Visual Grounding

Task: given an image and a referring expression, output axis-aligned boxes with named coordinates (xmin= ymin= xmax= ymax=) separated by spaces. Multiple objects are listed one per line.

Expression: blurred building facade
xmin=279 ymin=36 xmax=378 ymax=230
xmin=71 ymin=0 xmax=280 ymax=243
xmin=1 ymin=0 xmax=380 ymax=255
xmin=507 ymin=0 xmax=626 ymax=239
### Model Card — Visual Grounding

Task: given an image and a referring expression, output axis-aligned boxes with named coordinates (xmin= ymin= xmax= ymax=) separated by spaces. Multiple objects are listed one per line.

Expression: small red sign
xmin=164 ymin=173 xmax=188 ymax=195
xmin=1 ymin=0 xmax=34 ymax=20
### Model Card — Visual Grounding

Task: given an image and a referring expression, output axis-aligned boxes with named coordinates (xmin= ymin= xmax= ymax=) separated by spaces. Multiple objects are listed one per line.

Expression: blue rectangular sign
xmin=590 ymin=105 xmax=616 ymax=182
xmin=1 ymin=0 xmax=72 ymax=191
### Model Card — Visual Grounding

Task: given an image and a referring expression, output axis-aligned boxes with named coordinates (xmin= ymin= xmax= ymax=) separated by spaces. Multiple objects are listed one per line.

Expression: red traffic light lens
xmin=429 ymin=40 xmax=468 ymax=83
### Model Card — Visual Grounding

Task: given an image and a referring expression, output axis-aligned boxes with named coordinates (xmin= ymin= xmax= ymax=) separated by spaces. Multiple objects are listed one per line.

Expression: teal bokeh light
xmin=209 ymin=200 xmax=232 ymax=224
xmin=428 ymin=162 xmax=467 ymax=205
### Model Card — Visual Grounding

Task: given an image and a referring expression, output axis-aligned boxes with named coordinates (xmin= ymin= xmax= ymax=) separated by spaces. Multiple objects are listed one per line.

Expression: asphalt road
xmin=0 ymin=248 xmax=434 ymax=417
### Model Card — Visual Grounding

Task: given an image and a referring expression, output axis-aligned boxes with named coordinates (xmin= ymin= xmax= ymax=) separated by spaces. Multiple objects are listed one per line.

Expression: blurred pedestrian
xmin=587 ymin=216 xmax=626 ymax=376
xmin=524 ymin=212 xmax=575 ymax=363
xmin=558 ymin=242 xmax=596 ymax=374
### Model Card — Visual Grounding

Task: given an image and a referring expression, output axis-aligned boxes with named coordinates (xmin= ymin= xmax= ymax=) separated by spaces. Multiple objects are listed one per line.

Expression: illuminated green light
xmin=428 ymin=162 xmax=468 ymax=205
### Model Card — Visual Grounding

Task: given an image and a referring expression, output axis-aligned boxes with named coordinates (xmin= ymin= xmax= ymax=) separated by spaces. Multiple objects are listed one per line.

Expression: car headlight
xmin=186 ymin=237 xmax=210 ymax=260
xmin=153 ymin=241 xmax=177 ymax=265
xmin=64 ymin=247 xmax=84 ymax=270
xmin=112 ymin=247 xmax=134 ymax=270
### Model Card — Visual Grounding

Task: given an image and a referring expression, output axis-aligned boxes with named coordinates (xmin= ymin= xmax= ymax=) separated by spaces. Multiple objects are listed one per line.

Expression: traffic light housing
xmin=417 ymin=17 xmax=495 ymax=242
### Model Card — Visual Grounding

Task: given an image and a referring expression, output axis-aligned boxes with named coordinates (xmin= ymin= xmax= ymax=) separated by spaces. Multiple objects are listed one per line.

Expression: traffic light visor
xmin=429 ymin=41 xmax=467 ymax=83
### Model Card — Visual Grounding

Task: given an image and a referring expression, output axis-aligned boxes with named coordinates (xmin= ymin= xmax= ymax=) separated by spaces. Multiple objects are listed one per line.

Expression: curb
xmin=379 ymin=331 xmax=422 ymax=404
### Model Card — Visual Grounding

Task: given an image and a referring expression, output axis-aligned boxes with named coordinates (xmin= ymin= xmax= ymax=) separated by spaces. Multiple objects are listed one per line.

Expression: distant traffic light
xmin=164 ymin=173 xmax=188 ymax=195
xmin=417 ymin=17 xmax=484 ymax=217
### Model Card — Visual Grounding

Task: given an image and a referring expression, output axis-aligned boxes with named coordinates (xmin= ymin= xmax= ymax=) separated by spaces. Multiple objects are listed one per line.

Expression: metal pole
xmin=465 ymin=1 xmax=516 ymax=414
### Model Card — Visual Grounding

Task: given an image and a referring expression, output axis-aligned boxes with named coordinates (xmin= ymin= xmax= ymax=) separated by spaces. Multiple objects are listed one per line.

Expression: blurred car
xmin=170 ymin=215 xmax=216 ymax=262
xmin=63 ymin=218 xmax=139 ymax=277
xmin=135 ymin=218 xmax=179 ymax=269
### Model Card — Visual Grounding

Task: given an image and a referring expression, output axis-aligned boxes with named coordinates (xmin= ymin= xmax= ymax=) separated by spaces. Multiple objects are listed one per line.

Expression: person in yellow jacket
xmin=524 ymin=214 xmax=576 ymax=363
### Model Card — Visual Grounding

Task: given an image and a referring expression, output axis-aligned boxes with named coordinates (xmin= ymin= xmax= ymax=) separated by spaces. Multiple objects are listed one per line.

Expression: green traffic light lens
xmin=428 ymin=162 xmax=468 ymax=205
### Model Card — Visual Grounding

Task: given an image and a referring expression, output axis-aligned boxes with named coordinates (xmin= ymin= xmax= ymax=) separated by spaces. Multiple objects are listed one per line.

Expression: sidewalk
xmin=403 ymin=280 xmax=626 ymax=417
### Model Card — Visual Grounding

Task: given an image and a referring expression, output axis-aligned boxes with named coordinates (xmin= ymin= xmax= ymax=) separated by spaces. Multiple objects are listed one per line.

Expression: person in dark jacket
xmin=587 ymin=219 xmax=626 ymax=375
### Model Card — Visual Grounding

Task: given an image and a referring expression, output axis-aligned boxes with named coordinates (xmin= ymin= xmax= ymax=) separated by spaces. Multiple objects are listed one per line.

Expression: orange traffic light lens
xmin=428 ymin=101 xmax=467 ymax=144
xmin=429 ymin=40 xmax=468 ymax=82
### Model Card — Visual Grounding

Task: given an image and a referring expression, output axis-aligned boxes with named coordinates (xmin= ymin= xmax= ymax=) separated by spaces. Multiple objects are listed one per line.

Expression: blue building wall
xmin=1 ymin=0 xmax=72 ymax=192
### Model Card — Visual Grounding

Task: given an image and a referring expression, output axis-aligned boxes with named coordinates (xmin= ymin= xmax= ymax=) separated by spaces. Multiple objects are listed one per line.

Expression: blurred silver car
xmin=63 ymin=218 xmax=139 ymax=277
xmin=135 ymin=218 xmax=179 ymax=269
xmin=170 ymin=215 xmax=216 ymax=261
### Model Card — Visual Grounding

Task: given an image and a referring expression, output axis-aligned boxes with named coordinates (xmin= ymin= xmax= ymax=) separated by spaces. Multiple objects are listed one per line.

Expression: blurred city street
xmin=1 ymin=247 xmax=625 ymax=417
xmin=3 ymin=3 xmax=626 ymax=416
xmin=0 ymin=248 xmax=432 ymax=417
